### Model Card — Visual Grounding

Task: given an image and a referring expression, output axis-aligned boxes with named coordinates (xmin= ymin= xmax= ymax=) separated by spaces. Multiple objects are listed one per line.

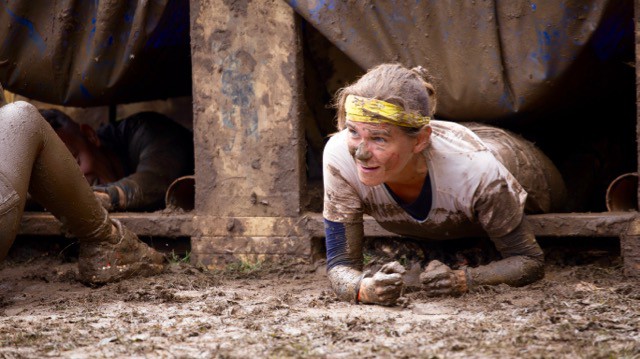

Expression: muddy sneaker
xmin=78 ymin=218 xmax=166 ymax=285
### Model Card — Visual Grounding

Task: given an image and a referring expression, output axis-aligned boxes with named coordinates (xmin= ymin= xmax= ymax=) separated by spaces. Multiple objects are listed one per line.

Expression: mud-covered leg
xmin=0 ymin=101 xmax=111 ymax=241
xmin=0 ymin=101 xmax=165 ymax=282
xmin=0 ymin=102 xmax=53 ymax=260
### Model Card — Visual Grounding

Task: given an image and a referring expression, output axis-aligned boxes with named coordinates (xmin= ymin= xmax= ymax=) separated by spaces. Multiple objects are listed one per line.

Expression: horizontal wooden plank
xmin=300 ymin=213 xmax=399 ymax=237
xmin=301 ymin=212 xmax=638 ymax=238
xmin=528 ymin=212 xmax=637 ymax=237
xmin=19 ymin=211 xmax=639 ymax=238
xmin=19 ymin=212 xmax=194 ymax=237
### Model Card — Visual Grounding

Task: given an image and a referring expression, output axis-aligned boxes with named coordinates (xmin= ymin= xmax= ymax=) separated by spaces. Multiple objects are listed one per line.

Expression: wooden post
xmin=625 ymin=0 xmax=640 ymax=277
xmin=189 ymin=0 xmax=306 ymax=268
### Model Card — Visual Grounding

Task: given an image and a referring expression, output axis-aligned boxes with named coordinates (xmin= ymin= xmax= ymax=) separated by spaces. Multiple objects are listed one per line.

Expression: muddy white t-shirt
xmin=323 ymin=120 xmax=527 ymax=239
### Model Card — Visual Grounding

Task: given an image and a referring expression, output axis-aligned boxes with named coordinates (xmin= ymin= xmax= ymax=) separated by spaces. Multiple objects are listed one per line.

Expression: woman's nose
xmin=355 ymin=141 xmax=372 ymax=161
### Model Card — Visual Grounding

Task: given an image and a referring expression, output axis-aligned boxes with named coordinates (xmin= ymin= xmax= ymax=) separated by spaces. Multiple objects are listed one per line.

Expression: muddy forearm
xmin=327 ymin=265 xmax=364 ymax=302
xmin=467 ymin=255 xmax=544 ymax=287
xmin=324 ymin=219 xmax=365 ymax=302
xmin=470 ymin=217 xmax=544 ymax=288
xmin=94 ymin=171 xmax=168 ymax=211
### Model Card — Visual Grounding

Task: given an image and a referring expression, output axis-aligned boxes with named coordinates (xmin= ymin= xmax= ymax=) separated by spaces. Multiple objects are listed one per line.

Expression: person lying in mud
xmin=39 ymin=109 xmax=193 ymax=212
xmin=323 ymin=63 xmax=566 ymax=306
xmin=0 ymin=86 xmax=166 ymax=284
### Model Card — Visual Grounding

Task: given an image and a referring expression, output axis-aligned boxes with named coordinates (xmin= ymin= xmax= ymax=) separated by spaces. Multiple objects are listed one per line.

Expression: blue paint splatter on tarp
xmin=498 ymin=91 xmax=514 ymax=112
xmin=4 ymin=7 xmax=46 ymax=53
xmin=79 ymin=84 xmax=93 ymax=99
xmin=86 ymin=16 xmax=97 ymax=56
xmin=388 ymin=0 xmax=410 ymax=24
xmin=308 ymin=0 xmax=337 ymax=22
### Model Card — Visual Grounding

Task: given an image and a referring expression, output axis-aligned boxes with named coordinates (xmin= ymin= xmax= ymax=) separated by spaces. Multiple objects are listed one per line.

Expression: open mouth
xmin=358 ymin=164 xmax=380 ymax=172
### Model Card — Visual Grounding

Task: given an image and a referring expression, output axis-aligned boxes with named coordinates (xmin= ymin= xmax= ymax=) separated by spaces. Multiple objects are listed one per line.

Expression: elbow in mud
xmin=512 ymin=256 xmax=544 ymax=286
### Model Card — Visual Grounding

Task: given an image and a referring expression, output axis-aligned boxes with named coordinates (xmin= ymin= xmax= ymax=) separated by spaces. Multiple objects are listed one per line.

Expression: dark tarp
xmin=287 ymin=0 xmax=634 ymax=121
xmin=0 ymin=0 xmax=191 ymax=106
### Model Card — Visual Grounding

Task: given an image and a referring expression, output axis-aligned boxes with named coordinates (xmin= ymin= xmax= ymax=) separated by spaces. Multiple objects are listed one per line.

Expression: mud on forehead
xmin=345 ymin=120 xmax=395 ymax=134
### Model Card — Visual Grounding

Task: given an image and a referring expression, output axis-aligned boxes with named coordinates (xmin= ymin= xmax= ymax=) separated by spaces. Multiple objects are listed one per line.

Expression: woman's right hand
xmin=358 ymin=261 xmax=406 ymax=306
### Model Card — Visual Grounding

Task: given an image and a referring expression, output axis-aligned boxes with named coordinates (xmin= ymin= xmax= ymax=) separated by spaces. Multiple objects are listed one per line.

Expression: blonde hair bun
xmin=411 ymin=66 xmax=437 ymax=115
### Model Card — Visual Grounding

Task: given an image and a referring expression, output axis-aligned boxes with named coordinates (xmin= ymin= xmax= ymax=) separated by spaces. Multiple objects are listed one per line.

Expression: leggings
xmin=0 ymin=101 xmax=111 ymax=260
xmin=463 ymin=122 xmax=567 ymax=213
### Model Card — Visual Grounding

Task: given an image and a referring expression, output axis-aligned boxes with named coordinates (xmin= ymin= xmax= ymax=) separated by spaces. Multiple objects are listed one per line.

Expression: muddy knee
xmin=0 ymin=101 xmax=48 ymax=134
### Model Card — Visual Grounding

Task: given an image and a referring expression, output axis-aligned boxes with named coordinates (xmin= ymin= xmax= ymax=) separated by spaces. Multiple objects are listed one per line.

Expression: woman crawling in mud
xmin=322 ymin=63 xmax=567 ymax=306
xmin=0 ymin=84 xmax=165 ymax=284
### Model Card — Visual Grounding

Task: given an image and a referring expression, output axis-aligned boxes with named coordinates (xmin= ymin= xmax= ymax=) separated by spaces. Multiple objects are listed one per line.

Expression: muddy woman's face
xmin=55 ymin=127 xmax=119 ymax=186
xmin=345 ymin=120 xmax=421 ymax=187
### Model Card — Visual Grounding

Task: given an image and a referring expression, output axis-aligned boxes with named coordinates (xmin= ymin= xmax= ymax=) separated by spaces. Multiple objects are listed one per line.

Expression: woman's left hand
xmin=420 ymin=260 xmax=468 ymax=296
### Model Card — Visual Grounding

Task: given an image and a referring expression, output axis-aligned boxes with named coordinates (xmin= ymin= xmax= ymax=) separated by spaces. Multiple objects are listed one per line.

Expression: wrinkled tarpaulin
xmin=287 ymin=0 xmax=633 ymax=121
xmin=0 ymin=0 xmax=191 ymax=106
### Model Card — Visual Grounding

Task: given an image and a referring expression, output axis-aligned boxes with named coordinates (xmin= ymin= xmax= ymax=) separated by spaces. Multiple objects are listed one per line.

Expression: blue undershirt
xmin=325 ymin=174 xmax=432 ymax=271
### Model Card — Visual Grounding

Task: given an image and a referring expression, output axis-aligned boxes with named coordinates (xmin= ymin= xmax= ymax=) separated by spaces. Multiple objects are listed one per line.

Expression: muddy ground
xmin=0 ymin=237 xmax=639 ymax=358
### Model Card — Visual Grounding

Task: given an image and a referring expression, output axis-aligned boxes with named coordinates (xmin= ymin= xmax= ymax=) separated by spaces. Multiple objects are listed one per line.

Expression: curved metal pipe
xmin=165 ymin=175 xmax=195 ymax=212
xmin=605 ymin=173 xmax=638 ymax=212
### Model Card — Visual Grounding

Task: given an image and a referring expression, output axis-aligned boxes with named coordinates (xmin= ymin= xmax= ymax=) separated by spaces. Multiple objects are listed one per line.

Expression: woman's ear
xmin=80 ymin=124 xmax=101 ymax=147
xmin=413 ymin=126 xmax=431 ymax=153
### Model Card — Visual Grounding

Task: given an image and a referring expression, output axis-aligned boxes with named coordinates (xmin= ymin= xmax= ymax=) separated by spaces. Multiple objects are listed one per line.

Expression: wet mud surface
xmin=0 ymin=239 xmax=639 ymax=358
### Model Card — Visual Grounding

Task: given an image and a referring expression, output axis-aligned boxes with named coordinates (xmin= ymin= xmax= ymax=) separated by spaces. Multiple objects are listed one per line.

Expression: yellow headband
xmin=344 ymin=94 xmax=430 ymax=128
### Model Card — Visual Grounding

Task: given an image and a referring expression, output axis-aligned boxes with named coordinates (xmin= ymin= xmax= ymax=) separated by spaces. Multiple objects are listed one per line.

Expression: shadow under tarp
xmin=0 ymin=0 xmax=191 ymax=106
xmin=287 ymin=0 xmax=633 ymax=122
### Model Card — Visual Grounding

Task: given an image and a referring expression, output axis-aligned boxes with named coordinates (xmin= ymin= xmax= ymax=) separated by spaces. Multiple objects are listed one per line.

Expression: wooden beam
xmin=627 ymin=0 xmax=640 ymax=277
xmin=528 ymin=212 xmax=637 ymax=237
xmin=19 ymin=212 xmax=194 ymax=237
xmin=302 ymin=212 xmax=638 ymax=238
xmin=189 ymin=0 xmax=304 ymax=268
xmin=19 ymin=211 xmax=638 ymax=238
xmin=190 ymin=0 xmax=303 ymax=218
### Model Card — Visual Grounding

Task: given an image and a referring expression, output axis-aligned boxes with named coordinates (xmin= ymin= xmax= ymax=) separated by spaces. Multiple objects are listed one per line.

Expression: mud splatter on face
xmin=344 ymin=121 xmax=418 ymax=187
xmin=354 ymin=142 xmax=372 ymax=162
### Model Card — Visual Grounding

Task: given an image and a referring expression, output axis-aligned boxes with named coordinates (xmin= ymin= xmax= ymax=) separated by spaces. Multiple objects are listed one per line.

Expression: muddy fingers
xmin=420 ymin=260 xmax=468 ymax=296
xmin=358 ymin=261 xmax=405 ymax=306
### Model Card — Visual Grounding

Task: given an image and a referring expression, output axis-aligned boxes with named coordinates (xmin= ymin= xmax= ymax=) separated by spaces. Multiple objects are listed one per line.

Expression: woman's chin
xmin=357 ymin=173 xmax=384 ymax=187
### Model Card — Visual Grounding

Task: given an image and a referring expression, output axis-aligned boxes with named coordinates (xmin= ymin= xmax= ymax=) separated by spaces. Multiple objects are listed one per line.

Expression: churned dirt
xmin=0 ymin=237 xmax=638 ymax=358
